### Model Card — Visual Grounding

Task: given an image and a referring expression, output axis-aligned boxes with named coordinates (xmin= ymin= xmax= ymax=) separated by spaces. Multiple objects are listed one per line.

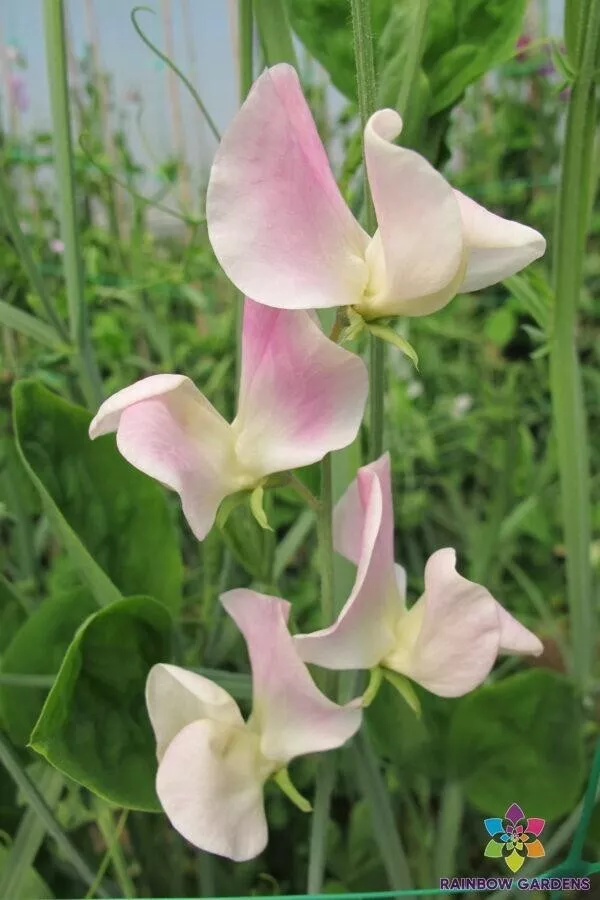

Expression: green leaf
xmin=0 ymin=589 xmax=97 ymax=745
xmin=12 ymin=380 xmax=183 ymax=611
xmin=0 ymin=299 xmax=64 ymax=349
xmin=30 ymin=596 xmax=172 ymax=812
xmin=447 ymin=669 xmax=585 ymax=821
xmin=365 ymin=680 xmax=432 ymax=774
xmin=484 ymin=307 xmax=516 ymax=347
xmin=0 ymin=575 xmax=28 ymax=656
xmin=0 ymin=844 xmax=54 ymax=899
xmin=287 ymin=0 xmax=390 ymax=100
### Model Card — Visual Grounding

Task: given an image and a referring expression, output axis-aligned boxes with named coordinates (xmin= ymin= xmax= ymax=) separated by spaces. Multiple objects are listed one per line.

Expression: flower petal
xmin=146 ymin=663 xmax=244 ymax=761
xmin=220 ymin=590 xmax=361 ymax=762
xmin=497 ymin=605 xmax=544 ymax=656
xmin=233 ymin=299 xmax=368 ymax=475
xmin=296 ymin=454 xmax=401 ymax=670
xmin=362 ymin=109 xmax=464 ymax=317
xmin=388 ymin=548 xmax=502 ymax=697
xmin=207 ymin=64 xmax=369 ymax=310
xmin=89 ymin=375 xmax=240 ymax=540
xmin=156 ymin=718 xmax=268 ymax=861
xmin=455 ymin=191 xmax=546 ymax=293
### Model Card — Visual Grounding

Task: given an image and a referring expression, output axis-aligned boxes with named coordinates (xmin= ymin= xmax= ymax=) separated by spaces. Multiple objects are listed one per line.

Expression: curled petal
xmin=221 ymin=590 xmax=361 ymax=762
xmin=156 ymin=718 xmax=269 ymax=861
xmin=296 ymin=455 xmax=401 ymax=670
xmin=233 ymin=299 xmax=368 ymax=474
xmin=146 ymin=663 xmax=244 ymax=761
xmin=89 ymin=375 xmax=241 ymax=540
xmin=207 ymin=64 xmax=369 ymax=310
xmin=362 ymin=109 xmax=464 ymax=317
xmin=455 ymin=191 xmax=546 ymax=293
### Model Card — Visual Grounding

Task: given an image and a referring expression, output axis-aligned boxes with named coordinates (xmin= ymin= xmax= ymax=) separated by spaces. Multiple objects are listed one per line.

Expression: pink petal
xmin=362 ymin=110 xmax=464 ymax=317
xmin=393 ymin=548 xmax=502 ymax=697
xmin=296 ymin=454 xmax=401 ymax=670
xmin=233 ymin=298 xmax=368 ymax=474
xmin=146 ymin=663 xmax=244 ymax=761
xmin=497 ymin=605 xmax=543 ymax=656
xmin=89 ymin=375 xmax=241 ymax=540
xmin=206 ymin=65 xmax=369 ymax=310
xmin=156 ymin=718 xmax=269 ymax=861
xmin=220 ymin=590 xmax=361 ymax=762
xmin=455 ymin=191 xmax=546 ymax=293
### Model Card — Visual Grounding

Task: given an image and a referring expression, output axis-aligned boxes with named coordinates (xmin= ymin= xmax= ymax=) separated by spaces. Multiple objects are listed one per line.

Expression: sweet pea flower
xmin=89 ymin=298 xmax=367 ymax=539
xmin=207 ymin=64 xmax=546 ymax=320
xmin=295 ymin=454 xmax=543 ymax=697
xmin=146 ymin=591 xmax=361 ymax=860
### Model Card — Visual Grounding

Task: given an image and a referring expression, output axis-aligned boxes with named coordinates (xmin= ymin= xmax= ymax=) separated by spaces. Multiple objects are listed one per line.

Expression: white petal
xmin=146 ymin=663 xmax=244 ymax=761
xmin=90 ymin=375 xmax=242 ymax=540
xmin=156 ymin=719 xmax=269 ymax=861
xmin=362 ymin=109 xmax=464 ymax=317
xmin=455 ymin=191 xmax=546 ymax=292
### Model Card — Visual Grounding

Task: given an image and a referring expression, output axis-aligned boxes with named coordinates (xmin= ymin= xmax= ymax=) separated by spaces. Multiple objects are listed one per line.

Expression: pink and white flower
xmin=295 ymin=454 xmax=543 ymax=697
xmin=146 ymin=591 xmax=361 ymax=860
xmin=89 ymin=298 xmax=367 ymax=539
xmin=207 ymin=64 xmax=545 ymax=320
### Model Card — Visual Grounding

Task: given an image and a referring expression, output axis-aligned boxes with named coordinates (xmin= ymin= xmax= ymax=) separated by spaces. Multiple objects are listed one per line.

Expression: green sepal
xmin=216 ymin=490 xmax=251 ymax=530
xmin=366 ymin=323 xmax=419 ymax=370
xmin=273 ymin=768 xmax=312 ymax=813
xmin=381 ymin=668 xmax=421 ymax=717
xmin=361 ymin=666 xmax=384 ymax=708
xmin=250 ymin=485 xmax=273 ymax=532
xmin=340 ymin=307 xmax=366 ymax=344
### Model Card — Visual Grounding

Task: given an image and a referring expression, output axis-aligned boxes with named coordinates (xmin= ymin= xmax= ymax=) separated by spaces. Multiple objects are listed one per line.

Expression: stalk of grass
xmin=43 ymin=0 xmax=102 ymax=408
xmin=549 ymin=0 xmax=599 ymax=692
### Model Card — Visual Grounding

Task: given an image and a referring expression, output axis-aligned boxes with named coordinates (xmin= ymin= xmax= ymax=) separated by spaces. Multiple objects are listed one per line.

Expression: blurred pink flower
xmin=49 ymin=238 xmax=65 ymax=254
xmin=8 ymin=72 xmax=28 ymax=113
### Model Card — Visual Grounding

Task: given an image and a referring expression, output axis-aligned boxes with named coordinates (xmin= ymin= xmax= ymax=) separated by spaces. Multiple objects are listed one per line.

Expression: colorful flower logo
xmin=484 ymin=803 xmax=545 ymax=873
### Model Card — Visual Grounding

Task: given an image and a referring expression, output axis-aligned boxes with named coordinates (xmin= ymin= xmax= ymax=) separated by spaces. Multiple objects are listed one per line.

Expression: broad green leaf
xmin=287 ymin=0 xmax=390 ymax=100
xmin=13 ymin=380 xmax=183 ymax=611
xmin=483 ymin=306 xmax=516 ymax=347
xmin=0 ymin=589 xmax=97 ymax=745
xmin=30 ymin=596 xmax=172 ymax=812
xmin=365 ymin=680 xmax=433 ymax=774
xmin=447 ymin=669 xmax=585 ymax=821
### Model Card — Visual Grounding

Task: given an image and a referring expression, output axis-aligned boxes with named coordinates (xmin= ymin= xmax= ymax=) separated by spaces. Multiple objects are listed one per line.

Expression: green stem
xmin=351 ymin=731 xmax=413 ymax=890
xmin=306 ymin=454 xmax=336 ymax=891
xmin=93 ymin=802 xmax=136 ymax=898
xmin=0 ymin=165 xmax=68 ymax=341
xmin=306 ymin=753 xmax=336 ymax=893
xmin=549 ymin=0 xmax=600 ymax=692
xmin=433 ymin=780 xmax=464 ymax=882
xmin=235 ymin=0 xmax=254 ymax=396
xmin=0 ymin=735 xmax=110 ymax=897
xmin=317 ymin=454 xmax=335 ymax=626
xmin=350 ymin=0 xmax=384 ymax=459
xmin=43 ymin=0 xmax=102 ymax=408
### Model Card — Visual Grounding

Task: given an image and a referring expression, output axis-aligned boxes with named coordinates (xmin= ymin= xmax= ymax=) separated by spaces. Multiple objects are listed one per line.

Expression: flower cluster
xmin=90 ymin=65 xmax=545 ymax=860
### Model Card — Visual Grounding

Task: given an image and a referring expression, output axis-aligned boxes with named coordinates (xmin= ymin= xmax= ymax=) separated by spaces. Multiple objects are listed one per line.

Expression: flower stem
xmin=350 ymin=0 xmax=384 ymax=459
xmin=317 ymin=453 xmax=335 ymax=626
xmin=549 ymin=0 xmax=600 ymax=692
xmin=306 ymin=753 xmax=336 ymax=893
xmin=43 ymin=0 xmax=102 ymax=409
